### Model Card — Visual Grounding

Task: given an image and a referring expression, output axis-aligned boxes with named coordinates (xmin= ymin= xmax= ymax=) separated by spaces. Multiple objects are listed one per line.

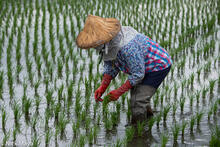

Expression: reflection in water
xmin=127 ymin=131 xmax=157 ymax=147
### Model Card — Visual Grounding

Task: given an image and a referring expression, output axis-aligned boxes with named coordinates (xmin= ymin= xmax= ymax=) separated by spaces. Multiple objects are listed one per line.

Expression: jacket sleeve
xmin=103 ymin=61 xmax=120 ymax=78
xmin=123 ymin=46 xmax=145 ymax=86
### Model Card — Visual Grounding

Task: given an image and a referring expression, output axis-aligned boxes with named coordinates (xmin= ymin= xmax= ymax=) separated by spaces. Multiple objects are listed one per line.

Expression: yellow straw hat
xmin=76 ymin=15 xmax=121 ymax=49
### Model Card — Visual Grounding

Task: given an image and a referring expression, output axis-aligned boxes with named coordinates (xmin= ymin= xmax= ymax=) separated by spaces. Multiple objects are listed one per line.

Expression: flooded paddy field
xmin=0 ymin=0 xmax=219 ymax=146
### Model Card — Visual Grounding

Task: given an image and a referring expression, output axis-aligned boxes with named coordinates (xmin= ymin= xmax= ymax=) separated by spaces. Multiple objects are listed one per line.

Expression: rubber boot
xmin=130 ymin=85 xmax=156 ymax=124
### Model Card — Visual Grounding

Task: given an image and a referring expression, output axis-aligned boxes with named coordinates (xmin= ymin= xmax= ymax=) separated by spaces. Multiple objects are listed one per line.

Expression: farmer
xmin=76 ymin=15 xmax=172 ymax=124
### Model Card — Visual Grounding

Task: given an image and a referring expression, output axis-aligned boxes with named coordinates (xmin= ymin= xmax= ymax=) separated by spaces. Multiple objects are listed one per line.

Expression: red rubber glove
xmin=107 ymin=80 xmax=132 ymax=101
xmin=94 ymin=74 xmax=112 ymax=102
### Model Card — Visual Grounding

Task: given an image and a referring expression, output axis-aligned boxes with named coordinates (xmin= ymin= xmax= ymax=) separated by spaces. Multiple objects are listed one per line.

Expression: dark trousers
xmin=140 ymin=65 xmax=171 ymax=89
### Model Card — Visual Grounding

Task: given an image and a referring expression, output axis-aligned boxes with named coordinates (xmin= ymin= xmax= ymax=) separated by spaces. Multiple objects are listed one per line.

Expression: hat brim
xmin=76 ymin=15 xmax=121 ymax=49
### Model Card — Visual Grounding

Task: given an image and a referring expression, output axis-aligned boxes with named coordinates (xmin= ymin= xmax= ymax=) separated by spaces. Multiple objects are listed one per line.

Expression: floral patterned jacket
xmin=103 ymin=27 xmax=172 ymax=86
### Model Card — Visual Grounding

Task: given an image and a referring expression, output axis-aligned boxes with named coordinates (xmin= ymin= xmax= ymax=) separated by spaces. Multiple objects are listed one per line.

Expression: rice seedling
xmin=44 ymin=107 xmax=51 ymax=131
xmin=93 ymin=124 xmax=99 ymax=143
xmin=2 ymin=131 xmax=10 ymax=147
xmin=88 ymin=127 xmax=94 ymax=145
xmin=209 ymin=80 xmax=216 ymax=95
xmin=209 ymin=126 xmax=220 ymax=147
xmin=67 ymin=80 xmax=74 ymax=106
xmin=24 ymin=98 xmax=32 ymax=123
xmin=57 ymin=57 xmax=63 ymax=78
xmin=31 ymin=134 xmax=41 ymax=147
xmin=125 ymin=126 xmax=135 ymax=142
xmin=116 ymin=102 xmax=121 ymax=115
xmin=148 ymin=116 xmax=156 ymax=133
xmin=137 ymin=121 xmax=146 ymax=137
xmin=163 ymin=105 xmax=171 ymax=123
xmin=161 ymin=132 xmax=169 ymax=147
xmin=181 ymin=79 xmax=187 ymax=93
xmin=212 ymin=100 xmax=218 ymax=116
xmin=36 ymin=55 xmax=42 ymax=78
xmin=72 ymin=120 xmax=80 ymax=138
xmin=46 ymin=89 xmax=53 ymax=108
xmin=113 ymin=138 xmax=124 ymax=147
xmin=190 ymin=116 xmax=196 ymax=134
xmin=189 ymin=95 xmax=194 ymax=108
xmin=93 ymin=102 xmax=99 ymax=119
xmin=104 ymin=117 xmax=113 ymax=132
xmin=153 ymin=91 xmax=160 ymax=108
xmin=180 ymin=97 xmax=186 ymax=114
xmin=1 ymin=107 xmax=7 ymax=134
xmin=12 ymin=101 xmax=22 ymax=131
xmin=160 ymin=93 xmax=164 ymax=106
xmin=181 ymin=120 xmax=188 ymax=138
xmin=102 ymin=95 xmax=110 ymax=117
xmin=12 ymin=126 xmax=18 ymax=145
xmin=172 ymin=123 xmax=180 ymax=143
xmin=45 ymin=129 xmax=52 ymax=147
xmin=156 ymin=112 xmax=162 ymax=128
xmin=196 ymin=67 xmax=202 ymax=81
xmin=111 ymin=111 xmax=119 ymax=127
xmin=173 ymin=83 xmax=179 ymax=99
xmin=0 ymin=70 xmax=4 ymax=100
xmin=196 ymin=111 xmax=204 ymax=128
xmin=34 ymin=80 xmax=41 ymax=97
xmin=85 ymin=117 xmax=91 ymax=133
xmin=190 ymin=72 xmax=195 ymax=89
xmin=80 ymin=109 xmax=87 ymax=122
xmin=59 ymin=112 xmax=69 ymax=140
xmin=172 ymin=102 xmax=177 ymax=117
xmin=126 ymin=97 xmax=132 ymax=122
xmin=79 ymin=134 xmax=86 ymax=147
xmin=195 ymin=90 xmax=200 ymax=105
xmin=75 ymin=92 xmax=82 ymax=118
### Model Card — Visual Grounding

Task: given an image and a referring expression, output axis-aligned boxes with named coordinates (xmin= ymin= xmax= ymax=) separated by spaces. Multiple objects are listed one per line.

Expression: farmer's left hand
xmin=107 ymin=80 xmax=132 ymax=101
xmin=107 ymin=89 xmax=122 ymax=101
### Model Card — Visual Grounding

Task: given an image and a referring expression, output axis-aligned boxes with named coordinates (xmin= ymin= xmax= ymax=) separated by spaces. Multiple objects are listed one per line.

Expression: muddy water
xmin=0 ymin=0 xmax=219 ymax=146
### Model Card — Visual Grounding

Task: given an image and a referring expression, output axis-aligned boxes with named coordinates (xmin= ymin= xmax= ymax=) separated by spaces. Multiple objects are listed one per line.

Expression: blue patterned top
xmin=103 ymin=33 xmax=172 ymax=86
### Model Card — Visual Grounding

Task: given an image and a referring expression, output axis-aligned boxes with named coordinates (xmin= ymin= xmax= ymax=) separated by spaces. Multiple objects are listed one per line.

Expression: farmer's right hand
xmin=94 ymin=74 xmax=112 ymax=102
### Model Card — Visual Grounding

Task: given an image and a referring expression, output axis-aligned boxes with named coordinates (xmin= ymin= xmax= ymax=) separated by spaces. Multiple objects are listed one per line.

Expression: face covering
xmin=94 ymin=26 xmax=139 ymax=61
xmin=94 ymin=30 xmax=123 ymax=61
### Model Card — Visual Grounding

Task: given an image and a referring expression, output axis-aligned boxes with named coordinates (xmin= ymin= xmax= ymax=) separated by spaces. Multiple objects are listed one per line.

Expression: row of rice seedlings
xmin=15 ymin=28 xmax=22 ymax=83
xmin=33 ymin=8 xmax=40 ymax=64
xmin=6 ymin=33 xmax=14 ymax=99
